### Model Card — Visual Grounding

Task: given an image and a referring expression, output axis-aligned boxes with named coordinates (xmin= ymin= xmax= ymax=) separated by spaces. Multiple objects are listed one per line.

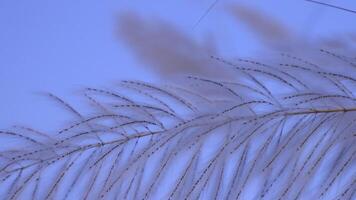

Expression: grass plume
xmin=0 ymin=2 xmax=355 ymax=200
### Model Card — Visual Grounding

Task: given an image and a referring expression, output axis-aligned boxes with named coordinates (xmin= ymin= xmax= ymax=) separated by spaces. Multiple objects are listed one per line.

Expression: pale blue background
xmin=0 ymin=0 xmax=355 ymax=131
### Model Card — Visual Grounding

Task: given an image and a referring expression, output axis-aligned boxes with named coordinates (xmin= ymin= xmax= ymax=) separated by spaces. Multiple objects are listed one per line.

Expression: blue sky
xmin=0 ymin=0 xmax=356 ymax=199
xmin=0 ymin=0 xmax=355 ymax=131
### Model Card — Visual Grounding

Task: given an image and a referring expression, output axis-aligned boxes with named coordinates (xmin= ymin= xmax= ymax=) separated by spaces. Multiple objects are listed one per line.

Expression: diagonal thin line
xmin=305 ymin=0 xmax=356 ymax=14
xmin=193 ymin=0 xmax=220 ymax=29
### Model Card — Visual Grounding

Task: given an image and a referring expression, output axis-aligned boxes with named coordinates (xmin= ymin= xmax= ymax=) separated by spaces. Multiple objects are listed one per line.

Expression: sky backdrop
xmin=1 ymin=0 xmax=355 ymax=131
